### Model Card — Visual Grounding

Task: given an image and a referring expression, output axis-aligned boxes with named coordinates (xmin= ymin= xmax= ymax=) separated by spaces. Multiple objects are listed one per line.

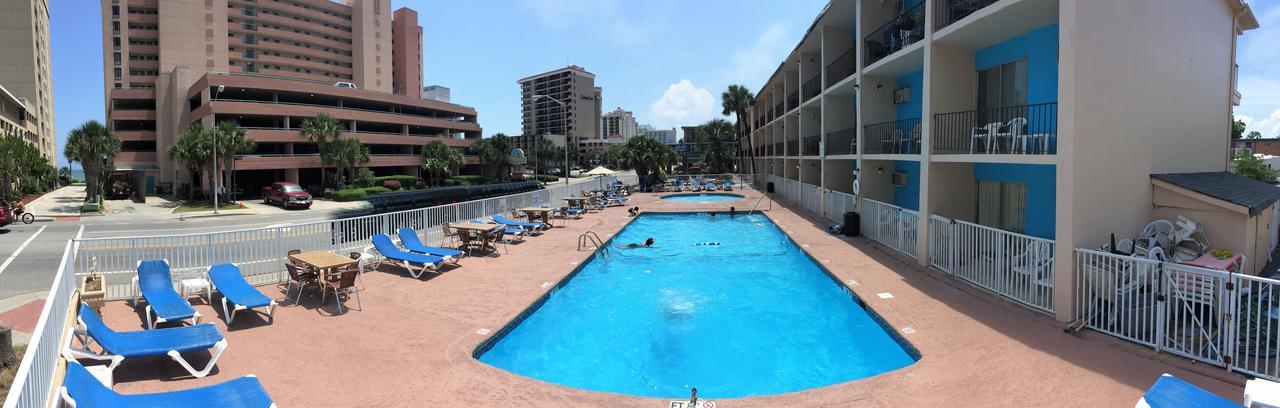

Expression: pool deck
xmin=96 ymin=188 xmax=1247 ymax=407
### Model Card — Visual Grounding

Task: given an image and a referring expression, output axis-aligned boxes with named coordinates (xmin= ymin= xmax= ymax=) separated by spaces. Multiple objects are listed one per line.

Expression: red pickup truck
xmin=261 ymin=182 xmax=313 ymax=209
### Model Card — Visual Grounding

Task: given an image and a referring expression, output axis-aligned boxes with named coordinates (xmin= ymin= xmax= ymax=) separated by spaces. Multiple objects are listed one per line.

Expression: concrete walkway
xmin=24 ymin=185 xmax=86 ymax=217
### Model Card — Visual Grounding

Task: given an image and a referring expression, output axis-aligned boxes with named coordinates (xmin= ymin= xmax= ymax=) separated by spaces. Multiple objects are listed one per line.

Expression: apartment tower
xmin=517 ymin=66 xmax=600 ymax=158
xmin=601 ymin=107 xmax=637 ymax=139
xmin=101 ymin=0 xmax=481 ymax=195
xmin=0 ymin=0 xmax=55 ymax=165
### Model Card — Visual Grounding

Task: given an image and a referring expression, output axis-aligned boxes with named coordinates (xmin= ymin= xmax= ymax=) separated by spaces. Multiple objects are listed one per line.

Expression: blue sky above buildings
xmin=49 ymin=1 xmax=1279 ymax=169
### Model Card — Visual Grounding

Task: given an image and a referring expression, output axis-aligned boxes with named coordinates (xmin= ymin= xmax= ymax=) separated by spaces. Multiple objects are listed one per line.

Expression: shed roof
xmin=1151 ymin=172 xmax=1280 ymax=216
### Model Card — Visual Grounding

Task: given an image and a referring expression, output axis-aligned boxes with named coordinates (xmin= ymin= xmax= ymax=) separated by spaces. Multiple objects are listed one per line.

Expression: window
xmin=977 ymin=180 xmax=1027 ymax=234
xmin=113 ymin=52 xmax=121 ymax=64
xmin=242 ymin=7 xmax=256 ymax=16
xmin=977 ymin=59 xmax=1028 ymax=114
xmin=112 ymin=21 xmax=120 ymax=33
xmin=243 ymin=50 xmax=257 ymax=59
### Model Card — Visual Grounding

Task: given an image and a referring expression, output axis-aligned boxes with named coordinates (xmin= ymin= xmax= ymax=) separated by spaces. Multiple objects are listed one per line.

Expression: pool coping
xmin=470 ymin=210 xmax=921 ymax=397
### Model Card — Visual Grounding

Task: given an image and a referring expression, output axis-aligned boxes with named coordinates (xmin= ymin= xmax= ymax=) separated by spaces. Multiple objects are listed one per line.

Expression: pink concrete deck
xmin=94 ymin=189 xmax=1247 ymax=407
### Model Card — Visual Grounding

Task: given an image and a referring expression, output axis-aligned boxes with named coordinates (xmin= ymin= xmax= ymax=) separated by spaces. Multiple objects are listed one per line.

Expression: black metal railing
xmin=863 ymin=118 xmax=923 ymax=154
xmin=935 ymin=0 xmax=998 ymax=30
xmin=826 ymin=128 xmax=857 ymax=155
xmin=932 ymin=102 xmax=1057 ymax=154
xmin=803 ymin=135 xmax=821 ymax=156
xmin=865 ymin=2 xmax=926 ymax=67
xmin=787 ymin=91 xmax=799 ymax=111
xmin=786 ymin=139 xmax=800 ymax=156
xmin=802 ymin=76 xmax=821 ymax=101
xmin=826 ymin=47 xmax=856 ymax=88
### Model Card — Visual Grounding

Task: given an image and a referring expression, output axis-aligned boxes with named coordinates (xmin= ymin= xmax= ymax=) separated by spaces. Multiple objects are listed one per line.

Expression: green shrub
xmin=381 ymin=180 xmax=402 ymax=191
xmin=532 ymin=175 xmax=559 ymax=183
xmin=442 ymin=179 xmax=459 ymax=186
xmin=454 ymin=175 xmax=496 ymax=186
xmin=327 ymin=188 xmax=368 ymax=202
xmin=373 ymin=175 xmax=418 ymax=186
xmin=362 ymin=186 xmax=391 ymax=196
xmin=354 ymin=168 xmax=376 ymax=188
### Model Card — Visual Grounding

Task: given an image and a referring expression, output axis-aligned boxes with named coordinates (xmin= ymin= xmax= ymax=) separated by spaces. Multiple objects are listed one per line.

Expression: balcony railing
xmin=826 ymin=128 xmax=857 ymax=155
xmin=865 ymin=2 xmax=926 ymax=67
xmin=786 ymin=140 xmax=799 ymax=156
xmin=826 ymin=47 xmax=856 ymax=88
xmin=934 ymin=0 xmax=997 ymax=30
xmin=802 ymin=76 xmax=821 ymax=101
xmin=932 ymin=102 xmax=1057 ymax=155
xmin=787 ymin=91 xmax=799 ymax=111
xmin=863 ymin=118 xmax=922 ymax=154
xmin=803 ymin=135 xmax=821 ymax=156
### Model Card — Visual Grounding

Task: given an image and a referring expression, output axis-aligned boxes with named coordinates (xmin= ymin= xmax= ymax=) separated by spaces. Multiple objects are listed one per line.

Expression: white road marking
xmin=75 ymin=224 xmax=85 ymax=240
xmin=0 ymin=225 xmax=47 ymax=279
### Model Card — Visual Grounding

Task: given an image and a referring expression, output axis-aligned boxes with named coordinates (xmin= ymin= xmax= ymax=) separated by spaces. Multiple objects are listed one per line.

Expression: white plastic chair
xmin=1003 ymin=117 xmax=1028 ymax=153
xmin=970 ymin=122 xmax=1002 ymax=153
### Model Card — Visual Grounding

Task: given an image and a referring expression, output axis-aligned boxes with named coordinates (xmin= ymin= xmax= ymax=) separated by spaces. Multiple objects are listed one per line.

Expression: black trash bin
xmin=766 ymin=182 xmax=775 ymax=193
xmin=843 ymin=211 xmax=861 ymax=237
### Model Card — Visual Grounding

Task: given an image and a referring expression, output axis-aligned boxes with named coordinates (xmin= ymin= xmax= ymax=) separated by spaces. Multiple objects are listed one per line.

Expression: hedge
xmin=531 ymin=175 xmax=559 ymax=183
xmin=362 ymin=186 xmax=391 ymax=195
xmin=327 ymin=189 xmax=368 ymax=202
xmin=454 ymin=175 xmax=496 ymax=186
xmin=373 ymin=175 xmax=419 ymax=186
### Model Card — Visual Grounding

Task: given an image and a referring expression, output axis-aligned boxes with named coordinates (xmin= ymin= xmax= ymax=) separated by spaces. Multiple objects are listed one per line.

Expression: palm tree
xmin=64 ymin=120 xmax=122 ymax=202
xmin=488 ymin=133 xmax=514 ymax=181
xmin=299 ymin=113 xmax=344 ymax=187
xmin=325 ymin=137 xmax=370 ymax=187
xmin=533 ymin=136 xmax=557 ymax=175
xmin=213 ymin=121 xmax=256 ymax=196
xmin=697 ymin=119 xmax=737 ymax=174
xmin=619 ymin=136 xmax=678 ymax=188
xmin=420 ymin=140 xmax=463 ymax=186
xmin=469 ymin=138 xmax=498 ymax=179
xmin=168 ymin=124 xmax=213 ymax=201
xmin=722 ymin=84 xmax=755 ymax=174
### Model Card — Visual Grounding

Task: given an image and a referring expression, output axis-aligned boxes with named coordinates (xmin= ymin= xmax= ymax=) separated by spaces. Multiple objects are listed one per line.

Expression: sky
xmin=48 ymin=0 xmax=828 ymax=168
xmin=48 ymin=1 xmax=1280 ymax=169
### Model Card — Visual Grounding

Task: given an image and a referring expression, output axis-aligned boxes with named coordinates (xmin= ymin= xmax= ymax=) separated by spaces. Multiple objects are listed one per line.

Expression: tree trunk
xmin=0 ymin=324 xmax=15 ymax=368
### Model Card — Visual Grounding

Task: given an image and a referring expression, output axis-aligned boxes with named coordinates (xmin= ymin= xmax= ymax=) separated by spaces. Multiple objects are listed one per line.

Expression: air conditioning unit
xmin=891 ymin=171 xmax=908 ymax=187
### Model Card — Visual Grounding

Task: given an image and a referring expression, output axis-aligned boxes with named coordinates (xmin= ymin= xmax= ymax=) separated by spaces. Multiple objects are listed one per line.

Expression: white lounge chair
xmin=970 ymin=122 xmax=1002 ymax=154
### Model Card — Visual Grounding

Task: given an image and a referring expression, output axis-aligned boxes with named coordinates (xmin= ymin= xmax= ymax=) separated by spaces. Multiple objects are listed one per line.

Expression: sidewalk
xmin=0 ymin=292 xmax=47 ymax=348
xmin=24 ymin=185 xmax=86 ymax=218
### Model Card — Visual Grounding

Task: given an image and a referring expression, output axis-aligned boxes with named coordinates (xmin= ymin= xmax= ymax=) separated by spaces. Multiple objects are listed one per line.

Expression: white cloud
xmin=649 ymin=80 xmax=716 ymax=131
xmin=720 ymin=23 xmax=792 ymax=85
xmin=521 ymin=0 xmax=655 ymax=45
xmin=1240 ymin=109 xmax=1280 ymax=138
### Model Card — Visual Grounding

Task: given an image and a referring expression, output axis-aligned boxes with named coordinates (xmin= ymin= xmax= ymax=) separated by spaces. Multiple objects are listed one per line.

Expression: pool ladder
xmin=746 ymin=193 xmax=772 ymax=216
xmin=578 ymin=231 xmax=608 ymax=254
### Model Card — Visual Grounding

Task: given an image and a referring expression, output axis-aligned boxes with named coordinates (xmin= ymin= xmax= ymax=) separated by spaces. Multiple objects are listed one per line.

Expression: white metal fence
xmin=824 ymin=190 xmax=857 ymax=223
xmin=1075 ymin=249 xmax=1280 ymax=382
xmin=931 ymin=215 xmax=1055 ymax=313
xmin=801 ymin=183 xmax=822 ymax=215
xmin=3 ymin=241 xmax=77 ymax=408
xmin=860 ymin=198 xmax=918 ymax=259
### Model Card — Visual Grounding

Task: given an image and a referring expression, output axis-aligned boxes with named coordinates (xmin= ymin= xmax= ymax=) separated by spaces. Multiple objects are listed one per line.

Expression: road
xmin=0 ymin=174 xmax=624 ymax=301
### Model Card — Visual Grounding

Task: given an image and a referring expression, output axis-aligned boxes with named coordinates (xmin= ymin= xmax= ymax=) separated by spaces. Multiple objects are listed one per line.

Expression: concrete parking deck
xmin=93 ymin=189 xmax=1246 ymax=407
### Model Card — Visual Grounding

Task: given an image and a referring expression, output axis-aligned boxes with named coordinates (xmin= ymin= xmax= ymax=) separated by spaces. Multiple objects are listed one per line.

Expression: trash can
xmin=843 ymin=211 xmax=861 ymax=237
xmin=766 ymin=182 xmax=775 ymax=193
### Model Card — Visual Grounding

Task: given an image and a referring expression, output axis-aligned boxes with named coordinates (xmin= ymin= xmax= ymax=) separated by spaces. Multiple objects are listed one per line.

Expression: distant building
xmin=422 ymin=85 xmax=451 ymax=102
xmin=601 ymin=107 xmax=637 ymax=140
xmin=1232 ymin=138 xmax=1280 ymax=157
xmin=681 ymin=126 xmax=701 ymax=144
xmin=638 ymin=124 xmax=677 ymax=144
xmin=517 ymin=65 xmax=600 ymax=158
xmin=0 ymin=0 xmax=55 ymax=165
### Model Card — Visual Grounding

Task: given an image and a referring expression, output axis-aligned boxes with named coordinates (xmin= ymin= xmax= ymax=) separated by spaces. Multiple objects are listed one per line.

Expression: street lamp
xmin=212 ymin=84 xmax=225 ymax=214
xmin=532 ymin=94 xmax=570 ymax=186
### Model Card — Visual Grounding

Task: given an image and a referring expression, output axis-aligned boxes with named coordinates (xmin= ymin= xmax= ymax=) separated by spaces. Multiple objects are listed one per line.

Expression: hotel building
xmin=100 ymin=0 xmax=481 ymax=195
xmin=516 ymin=66 xmax=602 ymax=163
xmin=0 ymin=0 xmax=56 ymax=165
xmin=740 ymin=0 xmax=1258 ymax=321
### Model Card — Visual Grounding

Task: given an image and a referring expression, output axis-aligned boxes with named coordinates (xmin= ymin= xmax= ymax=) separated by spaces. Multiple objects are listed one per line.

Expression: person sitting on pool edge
xmin=628 ymin=206 xmax=639 ymax=217
xmin=625 ymin=237 xmax=655 ymax=249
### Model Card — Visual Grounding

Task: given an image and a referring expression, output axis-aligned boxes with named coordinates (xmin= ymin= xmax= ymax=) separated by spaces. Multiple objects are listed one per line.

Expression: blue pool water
xmin=661 ymin=193 xmax=745 ymax=203
xmin=476 ymin=213 xmax=917 ymax=398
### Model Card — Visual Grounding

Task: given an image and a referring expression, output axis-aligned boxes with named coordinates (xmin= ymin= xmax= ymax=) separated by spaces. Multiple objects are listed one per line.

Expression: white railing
xmin=1074 ymin=249 xmax=1280 ymax=381
xmin=930 ymin=215 xmax=1055 ymax=312
xmin=860 ymin=198 xmax=918 ymax=259
xmin=3 ymin=241 xmax=77 ymax=408
xmin=824 ymin=190 xmax=857 ymax=223
xmin=801 ymin=183 xmax=822 ymax=215
xmin=73 ymin=177 xmax=617 ymax=300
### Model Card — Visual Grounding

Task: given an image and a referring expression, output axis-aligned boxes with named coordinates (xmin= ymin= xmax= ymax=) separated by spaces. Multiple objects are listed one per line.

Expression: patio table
xmin=452 ymin=223 xmax=502 ymax=254
xmin=289 ymin=251 xmax=358 ymax=283
xmin=517 ymin=207 xmax=558 ymax=227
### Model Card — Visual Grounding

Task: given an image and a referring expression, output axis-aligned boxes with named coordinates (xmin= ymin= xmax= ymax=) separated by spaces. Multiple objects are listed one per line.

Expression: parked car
xmin=0 ymin=200 xmax=12 ymax=228
xmin=261 ymin=182 xmax=313 ymax=209
xmin=334 ymin=82 xmax=358 ymax=89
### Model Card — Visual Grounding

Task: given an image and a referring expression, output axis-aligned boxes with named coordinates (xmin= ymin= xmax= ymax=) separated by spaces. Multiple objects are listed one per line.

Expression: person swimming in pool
xmin=625 ymin=237 xmax=655 ymax=249
xmin=729 ymin=206 xmax=736 ymax=217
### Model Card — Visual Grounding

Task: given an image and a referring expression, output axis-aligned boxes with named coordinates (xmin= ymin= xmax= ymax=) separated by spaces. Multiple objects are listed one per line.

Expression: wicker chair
xmin=284 ymin=263 xmax=318 ymax=303
xmin=321 ymin=266 xmax=362 ymax=313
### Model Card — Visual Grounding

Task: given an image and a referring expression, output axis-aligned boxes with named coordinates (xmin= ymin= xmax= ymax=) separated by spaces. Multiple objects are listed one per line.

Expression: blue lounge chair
xmin=704 ymin=180 xmax=717 ymax=191
xmin=1137 ymin=374 xmax=1236 ymax=408
xmin=674 ymin=179 xmax=685 ymax=192
xmin=471 ymin=219 xmax=526 ymax=242
xmin=396 ymin=227 xmax=464 ymax=262
xmin=61 ymin=361 xmax=274 ymax=408
xmin=66 ymin=303 xmax=227 ymax=378
xmin=723 ymin=180 xmax=734 ymax=191
xmin=369 ymin=234 xmax=445 ymax=278
xmin=206 ymin=263 xmax=276 ymax=325
xmin=133 ymin=259 xmax=201 ymax=330
xmin=492 ymin=215 xmax=548 ymax=232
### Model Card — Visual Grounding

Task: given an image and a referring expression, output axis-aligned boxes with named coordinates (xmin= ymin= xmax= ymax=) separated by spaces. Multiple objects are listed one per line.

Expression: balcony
xmin=825 ymin=48 xmax=855 ymax=88
xmin=802 ymin=76 xmax=821 ymax=102
xmin=864 ymin=2 xmax=925 ymax=67
xmin=774 ymin=103 xmax=783 ymax=118
xmin=934 ymin=0 xmax=999 ymax=30
xmin=932 ymin=102 xmax=1057 ymax=155
xmin=786 ymin=139 xmax=800 ymax=157
xmin=826 ymin=128 xmax=856 ymax=155
xmin=863 ymin=118 xmax=922 ymax=154
xmin=803 ymin=135 xmax=821 ymax=156
xmin=787 ymin=91 xmax=799 ymax=112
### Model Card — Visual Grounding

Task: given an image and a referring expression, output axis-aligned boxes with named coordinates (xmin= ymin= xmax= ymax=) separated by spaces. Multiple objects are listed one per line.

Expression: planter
xmin=80 ymin=273 xmax=105 ymax=315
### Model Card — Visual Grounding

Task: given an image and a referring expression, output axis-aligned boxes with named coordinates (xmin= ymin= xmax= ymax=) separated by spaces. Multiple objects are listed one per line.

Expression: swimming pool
xmin=475 ymin=213 xmax=917 ymax=398
xmin=660 ymin=193 xmax=745 ymax=203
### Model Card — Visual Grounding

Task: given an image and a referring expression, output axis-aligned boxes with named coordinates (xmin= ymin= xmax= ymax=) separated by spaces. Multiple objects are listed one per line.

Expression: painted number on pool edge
xmin=668 ymin=401 xmax=715 ymax=408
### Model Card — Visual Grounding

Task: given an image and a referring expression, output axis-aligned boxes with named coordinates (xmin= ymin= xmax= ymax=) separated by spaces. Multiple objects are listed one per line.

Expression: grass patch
xmin=0 ymin=344 xmax=28 ymax=398
xmin=172 ymin=201 xmax=248 ymax=214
